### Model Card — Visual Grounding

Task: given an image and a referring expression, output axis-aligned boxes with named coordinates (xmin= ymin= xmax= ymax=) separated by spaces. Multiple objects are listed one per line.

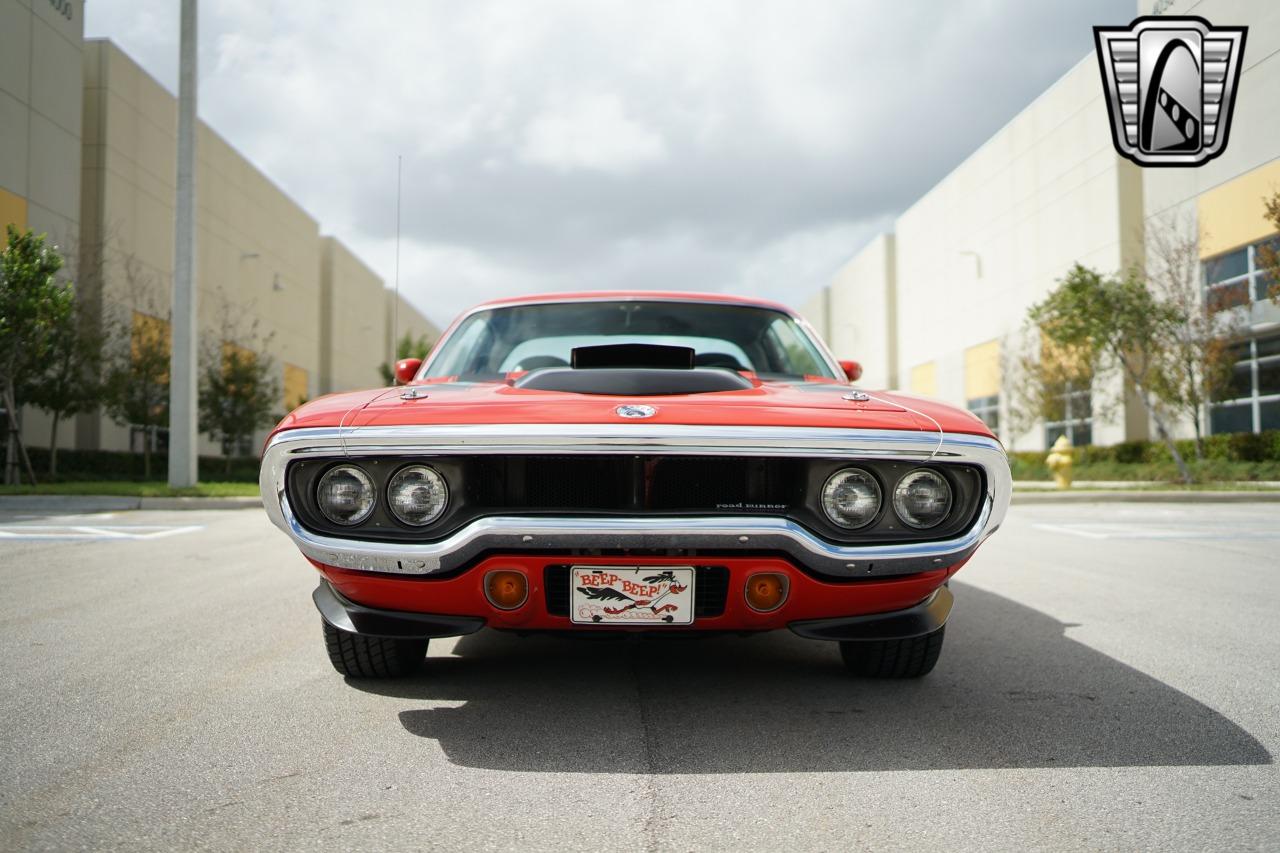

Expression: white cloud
xmin=519 ymin=93 xmax=667 ymax=175
xmin=83 ymin=0 xmax=1134 ymax=328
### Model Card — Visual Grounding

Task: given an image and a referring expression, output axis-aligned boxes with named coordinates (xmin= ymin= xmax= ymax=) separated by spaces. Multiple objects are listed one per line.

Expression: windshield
xmin=423 ymin=300 xmax=839 ymax=381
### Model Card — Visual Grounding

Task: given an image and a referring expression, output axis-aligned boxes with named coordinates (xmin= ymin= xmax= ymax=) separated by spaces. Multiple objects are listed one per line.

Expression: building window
xmin=1203 ymin=237 xmax=1279 ymax=312
xmin=1209 ymin=333 xmax=1280 ymax=434
xmin=967 ymin=394 xmax=1000 ymax=432
xmin=1044 ymin=381 xmax=1092 ymax=447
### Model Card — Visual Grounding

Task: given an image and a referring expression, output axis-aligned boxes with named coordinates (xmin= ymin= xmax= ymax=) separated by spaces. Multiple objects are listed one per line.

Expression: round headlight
xmin=821 ymin=468 xmax=882 ymax=529
xmin=893 ymin=469 xmax=952 ymax=529
xmin=316 ymin=465 xmax=376 ymax=525
xmin=387 ymin=465 xmax=449 ymax=526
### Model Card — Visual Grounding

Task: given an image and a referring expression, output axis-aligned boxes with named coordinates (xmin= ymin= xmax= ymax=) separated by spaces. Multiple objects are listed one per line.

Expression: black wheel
xmin=322 ymin=620 xmax=428 ymax=678
xmin=838 ymin=625 xmax=945 ymax=679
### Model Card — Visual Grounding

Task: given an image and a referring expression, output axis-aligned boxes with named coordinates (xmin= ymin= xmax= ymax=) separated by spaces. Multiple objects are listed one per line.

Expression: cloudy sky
xmin=85 ymin=0 xmax=1133 ymax=328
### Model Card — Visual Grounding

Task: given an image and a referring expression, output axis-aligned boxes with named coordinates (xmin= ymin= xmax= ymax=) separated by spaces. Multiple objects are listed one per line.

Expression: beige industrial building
xmin=1 ymin=3 xmax=437 ymax=460
xmin=804 ymin=0 xmax=1280 ymax=450
xmin=0 ymin=0 xmax=82 ymax=252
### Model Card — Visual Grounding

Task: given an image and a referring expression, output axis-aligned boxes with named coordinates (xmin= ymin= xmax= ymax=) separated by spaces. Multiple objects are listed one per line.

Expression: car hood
xmin=273 ymin=380 xmax=994 ymax=438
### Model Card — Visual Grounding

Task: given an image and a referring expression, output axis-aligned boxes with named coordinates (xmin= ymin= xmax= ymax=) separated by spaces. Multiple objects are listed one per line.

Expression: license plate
xmin=569 ymin=566 xmax=696 ymax=625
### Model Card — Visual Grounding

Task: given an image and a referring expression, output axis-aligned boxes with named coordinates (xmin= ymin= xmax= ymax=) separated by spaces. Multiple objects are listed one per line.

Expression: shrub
xmin=12 ymin=447 xmax=260 ymax=483
xmin=1111 ymin=441 xmax=1148 ymax=464
xmin=1226 ymin=431 xmax=1271 ymax=462
xmin=1000 ymin=430 xmax=1280 ymax=480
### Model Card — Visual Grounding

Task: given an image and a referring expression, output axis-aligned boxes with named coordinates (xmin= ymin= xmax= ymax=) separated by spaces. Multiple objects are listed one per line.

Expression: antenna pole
xmin=392 ymin=154 xmax=402 ymax=365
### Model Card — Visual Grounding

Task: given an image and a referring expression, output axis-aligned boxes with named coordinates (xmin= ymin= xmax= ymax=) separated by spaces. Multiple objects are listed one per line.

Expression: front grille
xmin=692 ymin=566 xmax=730 ymax=617
xmin=469 ymin=455 xmax=800 ymax=513
xmin=544 ymin=564 xmax=730 ymax=618
xmin=545 ymin=564 xmax=571 ymax=615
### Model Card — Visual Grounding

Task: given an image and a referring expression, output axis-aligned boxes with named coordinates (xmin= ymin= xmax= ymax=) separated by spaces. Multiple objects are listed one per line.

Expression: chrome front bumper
xmin=260 ymin=424 xmax=1011 ymax=579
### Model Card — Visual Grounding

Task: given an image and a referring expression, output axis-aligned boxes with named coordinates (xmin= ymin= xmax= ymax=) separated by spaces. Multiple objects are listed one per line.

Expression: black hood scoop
xmin=515 ymin=343 xmax=752 ymax=395
xmin=514 ymin=367 xmax=753 ymax=396
xmin=570 ymin=343 xmax=694 ymax=369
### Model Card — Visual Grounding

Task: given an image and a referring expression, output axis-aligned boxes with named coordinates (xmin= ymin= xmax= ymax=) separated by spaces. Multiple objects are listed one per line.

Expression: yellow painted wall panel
xmin=284 ymin=363 xmax=308 ymax=409
xmin=0 ymin=187 xmax=27 ymax=244
xmin=1198 ymin=158 xmax=1280 ymax=257
xmin=910 ymin=362 xmax=937 ymax=397
xmin=964 ymin=339 xmax=1001 ymax=400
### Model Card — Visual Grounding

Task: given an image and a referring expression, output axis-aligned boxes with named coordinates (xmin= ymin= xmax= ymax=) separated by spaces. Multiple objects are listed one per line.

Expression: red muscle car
xmin=261 ymin=292 xmax=1010 ymax=680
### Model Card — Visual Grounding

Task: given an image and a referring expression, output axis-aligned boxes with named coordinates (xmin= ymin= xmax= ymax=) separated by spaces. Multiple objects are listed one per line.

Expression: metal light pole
xmin=169 ymin=0 xmax=199 ymax=488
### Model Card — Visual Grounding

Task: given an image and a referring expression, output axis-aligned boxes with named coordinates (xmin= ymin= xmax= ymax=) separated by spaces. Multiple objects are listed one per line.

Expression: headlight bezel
xmin=386 ymin=464 xmax=450 ymax=527
xmin=315 ymin=463 xmax=378 ymax=526
xmin=802 ymin=460 xmax=977 ymax=543
xmin=288 ymin=457 xmax=464 ymax=537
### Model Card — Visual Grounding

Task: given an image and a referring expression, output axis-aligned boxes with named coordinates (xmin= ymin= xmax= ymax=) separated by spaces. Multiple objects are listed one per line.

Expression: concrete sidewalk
xmin=1015 ymin=479 xmax=1280 ymax=491
xmin=0 ymin=495 xmax=260 ymax=513
xmin=1012 ymin=489 xmax=1280 ymax=504
xmin=1012 ymin=480 xmax=1280 ymax=503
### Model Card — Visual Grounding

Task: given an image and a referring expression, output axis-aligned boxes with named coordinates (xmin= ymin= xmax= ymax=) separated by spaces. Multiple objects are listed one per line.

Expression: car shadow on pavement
xmin=350 ymin=582 xmax=1272 ymax=773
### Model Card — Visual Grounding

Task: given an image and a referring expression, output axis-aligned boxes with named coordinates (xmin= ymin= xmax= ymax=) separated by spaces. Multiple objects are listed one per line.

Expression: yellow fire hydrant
xmin=1045 ymin=435 xmax=1074 ymax=489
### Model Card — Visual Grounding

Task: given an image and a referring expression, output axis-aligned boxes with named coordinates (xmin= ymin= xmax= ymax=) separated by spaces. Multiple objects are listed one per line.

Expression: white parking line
xmin=1031 ymin=523 xmax=1108 ymax=540
xmin=0 ymin=525 xmax=204 ymax=541
xmin=1032 ymin=522 xmax=1280 ymax=541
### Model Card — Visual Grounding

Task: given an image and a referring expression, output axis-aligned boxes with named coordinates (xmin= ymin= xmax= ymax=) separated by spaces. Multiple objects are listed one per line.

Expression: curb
xmin=139 ymin=497 xmax=261 ymax=511
xmin=1012 ymin=490 xmax=1280 ymax=504
xmin=0 ymin=495 xmax=260 ymax=512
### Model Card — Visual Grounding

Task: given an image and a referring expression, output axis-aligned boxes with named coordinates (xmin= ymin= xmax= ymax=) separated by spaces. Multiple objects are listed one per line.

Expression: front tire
xmin=839 ymin=625 xmax=945 ymax=678
xmin=322 ymin=620 xmax=428 ymax=678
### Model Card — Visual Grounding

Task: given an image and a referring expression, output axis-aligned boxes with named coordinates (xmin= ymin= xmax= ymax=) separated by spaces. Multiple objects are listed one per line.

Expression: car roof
xmin=469 ymin=290 xmax=800 ymax=316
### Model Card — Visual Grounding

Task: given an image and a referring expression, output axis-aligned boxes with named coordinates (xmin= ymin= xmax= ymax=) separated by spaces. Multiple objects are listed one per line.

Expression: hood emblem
xmin=616 ymin=404 xmax=657 ymax=419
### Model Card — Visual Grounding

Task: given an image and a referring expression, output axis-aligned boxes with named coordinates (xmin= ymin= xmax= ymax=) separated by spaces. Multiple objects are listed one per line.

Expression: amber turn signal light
xmin=745 ymin=573 xmax=788 ymax=612
xmin=485 ymin=570 xmax=529 ymax=610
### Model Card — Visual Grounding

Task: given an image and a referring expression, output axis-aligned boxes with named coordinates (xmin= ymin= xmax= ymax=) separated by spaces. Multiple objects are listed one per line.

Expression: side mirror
xmin=394 ymin=358 xmax=422 ymax=385
xmin=839 ymin=360 xmax=862 ymax=383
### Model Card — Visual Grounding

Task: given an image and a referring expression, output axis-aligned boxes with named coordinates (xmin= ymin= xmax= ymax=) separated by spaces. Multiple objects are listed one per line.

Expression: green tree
xmin=1143 ymin=217 xmax=1247 ymax=460
xmin=102 ymin=315 xmax=170 ymax=480
xmin=0 ymin=226 xmax=70 ymax=485
xmin=1002 ymin=327 xmax=1097 ymax=452
xmin=199 ymin=346 xmax=279 ymax=473
xmin=198 ymin=300 xmax=280 ymax=473
xmin=1258 ymin=190 xmax=1280 ymax=299
xmin=1030 ymin=263 xmax=1192 ymax=483
xmin=100 ymin=257 xmax=171 ymax=480
xmin=378 ymin=331 xmax=434 ymax=385
xmin=29 ymin=287 xmax=104 ymax=477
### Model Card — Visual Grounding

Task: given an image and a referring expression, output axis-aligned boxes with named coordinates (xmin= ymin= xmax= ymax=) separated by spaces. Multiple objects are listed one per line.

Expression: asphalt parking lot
xmin=0 ymin=501 xmax=1276 ymax=851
